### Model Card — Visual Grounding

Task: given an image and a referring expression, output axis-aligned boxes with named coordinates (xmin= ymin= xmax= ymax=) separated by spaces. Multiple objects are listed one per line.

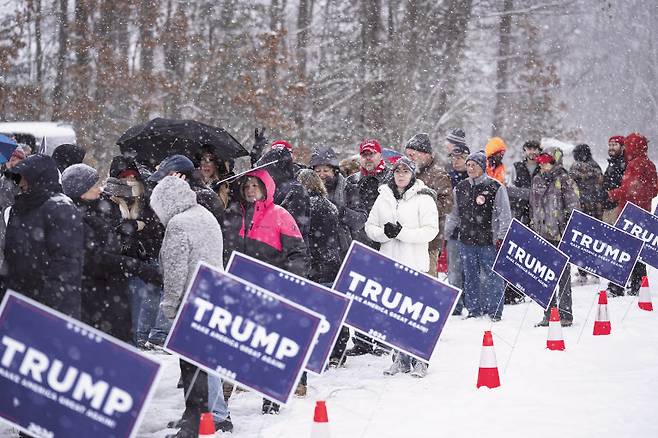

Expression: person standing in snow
xmin=149 ymin=154 xmax=224 ymax=225
xmin=51 ymin=143 xmax=86 ymax=174
xmin=309 ymin=146 xmax=364 ymax=257
xmin=601 ymin=136 xmax=627 ymax=297
xmin=222 ymin=169 xmax=308 ymax=414
xmin=443 ymin=128 xmax=467 ymax=171
xmin=150 ymin=175 xmax=230 ymax=437
xmin=298 ymin=167 xmax=351 ymax=367
xmin=445 ymin=151 xmax=511 ymax=321
xmin=530 ymin=147 xmax=580 ymax=327
xmin=62 ymin=164 xmax=160 ymax=343
xmin=345 ymin=139 xmax=392 ymax=357
xmin=607 ymin=133 xmax=658 ymax=296
xmin=569 ymin=143 xmax=605 ymax=286
xmin=365 ymin=157 xmax=439 ymax=377
xmin=485 ymin=137 xmax=507 ymax=185
xmin=109 ymin=155 xmax=167 ymax=348
xmin=255 ymin=146 xmax=311 ymax=240
xmin=445 ymin=143 xmax=470 ymax=314
xmin=0 ymin=146 xmax=26 ymax=270
xmin=504 ymin=140 xmax=542 ymax=304
xmin=404 ymin=133 xmax=453 ymax=277
xmin=1 ymin=154 xmax=84 ymax=318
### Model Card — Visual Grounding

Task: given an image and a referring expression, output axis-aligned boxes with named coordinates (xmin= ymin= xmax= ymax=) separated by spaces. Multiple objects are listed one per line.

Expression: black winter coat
xmin=307 ymin=194 xmax=343 ymax=283
xmin=346 ymin=167 xmax=391 ymax=249
xmin=2 ymin=155 xmax=83 ymax=317
xmin=569 ymin=157 xmax=604 ymax=219
xmin=602 ymin=154 xmax=626 ymax=211
xmin=325 ymin=173 xmax=364 ymax=257
xmin=77 ymin=196 xmax=148 ymax=342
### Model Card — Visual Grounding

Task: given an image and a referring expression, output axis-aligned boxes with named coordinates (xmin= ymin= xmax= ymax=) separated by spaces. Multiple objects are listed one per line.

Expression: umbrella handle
xmin=215 ymin=160 xmax=280 ymax=185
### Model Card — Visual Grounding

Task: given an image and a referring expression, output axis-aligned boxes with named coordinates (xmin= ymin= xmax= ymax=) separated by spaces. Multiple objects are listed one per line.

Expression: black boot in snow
xmin=262 ymin=398 xmax=280 ymax=414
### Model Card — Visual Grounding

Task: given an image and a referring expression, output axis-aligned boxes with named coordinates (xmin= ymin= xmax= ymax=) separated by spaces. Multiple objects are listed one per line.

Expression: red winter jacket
xmin=230 ymin=169 xmax=309 ymax=276
xmin=608 ymin=133 xmax=658 ymax=212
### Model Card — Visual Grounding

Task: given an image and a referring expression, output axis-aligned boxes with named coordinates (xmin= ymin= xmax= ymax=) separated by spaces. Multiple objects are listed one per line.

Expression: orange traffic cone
xmin=199 ymin=412 xmax=216 ymax=437
xmin=311 ymin=400 xmax=330 ymax=438
xmin=546 ymin=307 xmax=565 ymax=351
xmin=638 ymin=276 xmax=653 ymax=311
xmin=593 ymin=291 xmax=611 ymax=335
xmin=476 ymin=331 xmax=500 ymax=388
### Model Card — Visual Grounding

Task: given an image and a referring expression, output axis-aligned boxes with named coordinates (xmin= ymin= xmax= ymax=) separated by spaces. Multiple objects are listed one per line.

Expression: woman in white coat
xmin=365 ymin=156 xmax=439 ymax=378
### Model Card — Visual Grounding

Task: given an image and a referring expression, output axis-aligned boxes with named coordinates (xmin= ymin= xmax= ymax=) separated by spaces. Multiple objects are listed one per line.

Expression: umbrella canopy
xmin=382 ymin=147 xmax=402 ymax=165
xmin=0 ymin=134 xmax=18 ymax=165
xmin=116 ymin=118 xmax=248 ymax=167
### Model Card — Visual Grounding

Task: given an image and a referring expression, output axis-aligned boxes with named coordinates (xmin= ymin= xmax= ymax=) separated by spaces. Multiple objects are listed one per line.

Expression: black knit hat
xmin=404 ymin=133 xmax=433 ymax=154
xmin=52 ymin=143 xmax=86 ymax=173
xmin=309 ymin=146 xmax=339 ymax=169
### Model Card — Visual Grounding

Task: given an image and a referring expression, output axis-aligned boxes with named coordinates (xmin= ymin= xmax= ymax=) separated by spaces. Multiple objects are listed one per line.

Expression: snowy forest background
xmin=0 ymin=0 xmax=656 ymax=168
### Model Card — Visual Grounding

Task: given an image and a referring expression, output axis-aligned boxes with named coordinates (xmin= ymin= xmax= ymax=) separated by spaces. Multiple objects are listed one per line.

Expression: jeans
xmin=446 ymin=239 xmax=465 ymax=313
xmin=148 ymin=304 xmax=173 ymax=345
xmin=129 ymin=276 xmax=161 ymax=345
xmin=460 ymin=243 xmax=504 ymax=319
xmin=207 ymin=374 xmax=230 ymax=422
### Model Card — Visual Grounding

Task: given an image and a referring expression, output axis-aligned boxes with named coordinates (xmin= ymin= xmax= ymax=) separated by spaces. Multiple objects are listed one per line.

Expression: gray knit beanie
xmin=62 ymin=163 xmax=99 ymax=199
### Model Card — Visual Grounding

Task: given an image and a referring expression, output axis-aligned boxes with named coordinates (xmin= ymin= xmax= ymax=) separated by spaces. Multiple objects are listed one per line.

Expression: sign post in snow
xmin=615 ymin=202 xmax=658 ymax=270
xmin=226 ymin=252 xmax=351 ymax=374
xmin=165 ymin=263 xmax=323 ymax=405
xmin=332 ymin=242 xmax=460 ymax=362
xmin=559 ymin=209 xmax=644 ymax=287
xmin=493 ymin=219 xmax=570 ymax=310
xmin=0 ymin=291 xmax=162 ymax=438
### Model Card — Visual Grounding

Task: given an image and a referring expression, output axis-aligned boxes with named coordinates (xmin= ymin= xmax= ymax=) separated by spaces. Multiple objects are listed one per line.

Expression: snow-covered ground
xmin=3 ymin=271 xmax=658 ymax=438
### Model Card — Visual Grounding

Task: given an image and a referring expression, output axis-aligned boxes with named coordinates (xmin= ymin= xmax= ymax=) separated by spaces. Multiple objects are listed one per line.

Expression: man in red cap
xmin=608 ymin=133 xmax=658 ymax=295
xmin=345 ymin=138 xmax=392 ymax=356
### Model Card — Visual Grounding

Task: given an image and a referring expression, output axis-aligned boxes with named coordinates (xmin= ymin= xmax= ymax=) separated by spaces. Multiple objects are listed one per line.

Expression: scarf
xmin=360 ymin=160 xmax=387 ymax=177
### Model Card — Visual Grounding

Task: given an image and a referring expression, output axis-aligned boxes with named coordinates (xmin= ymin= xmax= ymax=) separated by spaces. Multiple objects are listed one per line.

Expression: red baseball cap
xmin=271 ymin=140 xmax=293 ymax=153
xmin=359 ymin=139 xmax=382 ymax=155
xmin=535 ymin=153 xmax=555 ymax=165
xmin=608 ymin=135 xmax=625 ymax=146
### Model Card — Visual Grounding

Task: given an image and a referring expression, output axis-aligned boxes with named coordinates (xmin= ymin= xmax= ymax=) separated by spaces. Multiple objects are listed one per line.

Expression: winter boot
xmin=295 ymin=382 xmax=307 ymax=398
xmin=410 ymin=361 xmax=428 ymax=378
xmin=215 ymin=415 xmax=234 ymax=433
xmin=222 ymin=381 xmax=234 ymax=402
xmin=534 ymin=318 xmax=549 ymax=327
xmin=262 ymin=399 xmax=280 ymax=415
xmin=345 ymin=344 xmax=371 ymax=356
xmin=383 ymin=357 xmax=411 ymax=376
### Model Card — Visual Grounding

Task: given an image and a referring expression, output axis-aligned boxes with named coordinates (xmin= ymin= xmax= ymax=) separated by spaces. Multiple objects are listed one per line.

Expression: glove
xmin=250 ymin=127 xmax=268 ymax=165
xmin=384 ymin=221 xmax=403 ymax=239
xmin=137 ymin=262 xmax=163 ymax=287
xmin=496 ymin=239 xmax=503 ymax=251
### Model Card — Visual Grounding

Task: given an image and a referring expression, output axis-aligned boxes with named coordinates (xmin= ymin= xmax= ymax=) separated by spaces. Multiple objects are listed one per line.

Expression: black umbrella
xmin=116 ymin=118 xmax=249 ymax=166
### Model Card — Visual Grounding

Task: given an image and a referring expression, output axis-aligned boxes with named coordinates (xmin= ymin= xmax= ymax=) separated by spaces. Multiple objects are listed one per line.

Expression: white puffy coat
xmin=365 ymin=179 xmax=439 ymax=272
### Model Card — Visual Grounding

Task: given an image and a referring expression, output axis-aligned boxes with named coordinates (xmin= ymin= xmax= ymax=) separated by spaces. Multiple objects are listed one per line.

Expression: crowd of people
xmin=0 ymin=127 xmax=656 ymax=437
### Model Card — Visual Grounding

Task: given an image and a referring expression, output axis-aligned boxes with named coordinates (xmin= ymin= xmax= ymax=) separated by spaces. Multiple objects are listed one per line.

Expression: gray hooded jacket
xmin=150 ymin=176 xmax=224 ymax=319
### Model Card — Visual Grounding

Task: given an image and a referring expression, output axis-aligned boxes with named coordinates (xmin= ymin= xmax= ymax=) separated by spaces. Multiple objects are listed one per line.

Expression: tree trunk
xmin=52 ymin=0 xmax=68 ymax=119
xmin=492 ymin=0 xmax=513 ymax=137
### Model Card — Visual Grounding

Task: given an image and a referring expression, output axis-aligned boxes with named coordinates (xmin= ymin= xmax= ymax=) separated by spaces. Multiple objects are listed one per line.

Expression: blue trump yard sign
xmin=165 ymin=264 xmax=323 ymax=405
xmin=615 ymin=202 xmax=658 ymax=270
xmin=558 ymin=209 xmax=644 ymax=287
xmin=0 ymin=291 xmax=161 ymax=438
xmin=226 ymin=252 xmax=351 ymax=374
xmin=332 ymin=242 xmax=460 ymax=362
xmin=493 ymin=219 xmax=569 ymax=310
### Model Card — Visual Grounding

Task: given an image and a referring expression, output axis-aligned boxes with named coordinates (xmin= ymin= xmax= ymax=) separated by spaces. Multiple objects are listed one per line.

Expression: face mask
xmin=125 ymin=179 xmax=144 ymax=198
